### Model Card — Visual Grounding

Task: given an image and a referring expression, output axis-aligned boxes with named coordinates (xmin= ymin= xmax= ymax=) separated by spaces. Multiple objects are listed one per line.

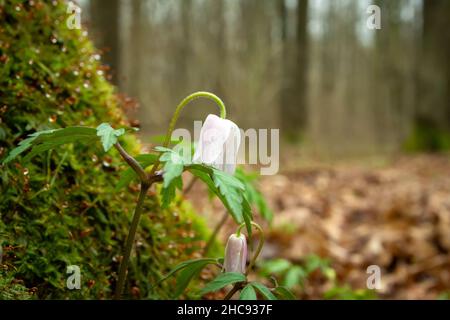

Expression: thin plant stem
xmin=114 ymin=182 xmax=150 ymax=299
xmin=113 ymin=142 xmax=151 ymax=299
xmin=237 ymin=222 xmax=265 ymax=276
xmin=224 ymin=282 xmax=244 ymax=300
xmin=114 ymin=142 xmax=148 ymax=182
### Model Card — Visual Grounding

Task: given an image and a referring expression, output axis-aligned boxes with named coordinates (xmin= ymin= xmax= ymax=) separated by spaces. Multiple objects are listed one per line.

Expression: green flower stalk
xmin=115 ymin=91 xmax=228 ymax=299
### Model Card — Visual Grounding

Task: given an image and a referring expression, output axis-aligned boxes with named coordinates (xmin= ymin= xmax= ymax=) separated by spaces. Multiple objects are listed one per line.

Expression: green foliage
xmin=235 ymin=168 xmax=273 ymax=222
xmin=273 ymin=286 xmax=296 ymax=300
xmin=199 ymin=272 xmax=246 ymax=295
xmin=2 ymin=127 xmax=97 ymax=164
xmin=249 ymin=282 xmax=277 ymax=300
xmin=259 ymin=255 xmax=335 ymax=290
xmin=172 ymin=259 xmax=215 ymax=298
xmin=0 ymin=271 xmax=33 ymax=300
xmin=259 ymin=255 xmax=377 ymax=300
xmin=96 ymin=123 xmax=125 ymax=152
xmin=156 ymin=148 xmax=254 ymax=235
xmin=239 ymin=284 xmax=257 ymax=300
xmin=156 ymin=146 xmax=186 ymax=188
xmin=0 ymin=0 xmax=212 ymax=299
xmin=324 ymin=285 xmax=377 ymax=300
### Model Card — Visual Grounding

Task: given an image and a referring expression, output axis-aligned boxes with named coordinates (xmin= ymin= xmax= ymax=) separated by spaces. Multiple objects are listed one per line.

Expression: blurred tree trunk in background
xmin=90 ymin=0 xmax=120 ymax=84
xmin=83 ymin=0 xmax=450 ymax=157
xmin=420 ymin=0 xmax=450 ymax=128
xmin=279 ymin=0 xmax=309 ymax=139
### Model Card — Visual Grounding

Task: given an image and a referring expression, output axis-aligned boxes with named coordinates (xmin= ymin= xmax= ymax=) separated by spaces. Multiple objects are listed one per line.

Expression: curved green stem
xmin=163 ymin=91 xmax=227 ymax=147
xmin=236 ymin=222 xmax=265 ymax=276
xmin=150 ymin=92 xmax=227 ymax=175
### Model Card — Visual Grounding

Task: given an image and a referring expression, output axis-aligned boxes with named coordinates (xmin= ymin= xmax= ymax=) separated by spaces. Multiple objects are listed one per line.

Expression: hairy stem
xmin=114 ymin=142 xmax=148 ymax=182
xmin=115 ymin=182 xmax=150 ymax=299
xmin=113 ymin=142 xmax=157 ymax=299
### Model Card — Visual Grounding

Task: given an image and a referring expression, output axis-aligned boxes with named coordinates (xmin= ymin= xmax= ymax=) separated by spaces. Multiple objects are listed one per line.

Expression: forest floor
xmin=186 ymin=154 xmax=450 ymax=299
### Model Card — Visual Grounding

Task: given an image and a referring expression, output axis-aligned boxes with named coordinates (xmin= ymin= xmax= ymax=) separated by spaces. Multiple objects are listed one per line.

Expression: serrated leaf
xmin=115 ymin=154 xmax=158 ymax=191
xmin=96 ymin=123 xmax=125 ymax=152
xmin=235 ymin=168 xmax=273 ymax=222
xmin=200 ymin=272 xmax=246 ymax=295
xmin=161 ymin=176 xmax=182 ymax=208
xmin=250 ymin=282 xmax=277 ymax=300
xmin=2 ymin=127 xmax=97 ymax=164
xmin=240 ymin=284 xmax=257 ymax=300
xmin=212 ymin=169 xmax=245 ymax=223
xmin=187 ymin=165 xmax=252 ymax=234
xmin=156 ymin=147 xmax=186 ymax=188
xmin=273 ymin=286 xmax=296 ymax=300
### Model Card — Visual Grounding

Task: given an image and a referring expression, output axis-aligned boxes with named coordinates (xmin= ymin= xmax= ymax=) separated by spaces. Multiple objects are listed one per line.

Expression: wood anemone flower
xmin=223 ymin=233 xmax=247 ymax=274
xmin=193 ymin=114 xmax=241 ymax=174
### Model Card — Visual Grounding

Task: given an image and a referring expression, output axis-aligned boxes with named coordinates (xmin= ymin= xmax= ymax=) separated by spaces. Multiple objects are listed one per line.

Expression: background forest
xmin=84 ymin=0 xmax=450 ymax=157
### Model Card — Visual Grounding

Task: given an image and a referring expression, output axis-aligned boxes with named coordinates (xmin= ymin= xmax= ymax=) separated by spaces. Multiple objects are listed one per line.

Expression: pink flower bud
xmin=223 ymin=233 xmax=247 ymax=274
xmin=193 ymin=114 xmax=241 ymax=174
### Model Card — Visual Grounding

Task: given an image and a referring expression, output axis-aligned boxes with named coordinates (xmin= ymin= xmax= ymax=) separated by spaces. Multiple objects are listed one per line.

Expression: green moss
xmin=0 ymin=0 xmax=211 ymax=299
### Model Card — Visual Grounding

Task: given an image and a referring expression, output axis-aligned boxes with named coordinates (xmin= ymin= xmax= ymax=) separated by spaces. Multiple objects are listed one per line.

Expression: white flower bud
xmin=223 ymin=233 xmax=247 ymax=274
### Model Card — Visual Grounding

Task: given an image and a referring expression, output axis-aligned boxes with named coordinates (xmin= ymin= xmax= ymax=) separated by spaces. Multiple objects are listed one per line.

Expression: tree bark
xmin=90 ymin=0 xmax=121 ymax=84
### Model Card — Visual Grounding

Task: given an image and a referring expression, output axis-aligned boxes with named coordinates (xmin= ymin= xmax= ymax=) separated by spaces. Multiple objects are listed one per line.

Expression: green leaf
xmin=305 ymin=254 xmax=330 ymax=274
xmin=161 ymin=176 xmax=182 ymax=208
xmin=187 ymin=167 xmax=217 ymax=192
xmin=96 ymin=123 xmax=125 ymax=152
xmin=240 ymin=284 xmax=257 ymax=300
xmin=115 ymin=154 xmax=158 ymax=191
xmin=212 ymin=169 xmax=245 ymax=223
xmin=260 ymin=259 xmax=292 ymax=276
xmin=156 ymin=147 xmax=186 ymax=188
xmin=273 ymin=286 xmax=296 ymax=300
xmin=174 ymin=260 xmax=211 ymax=298
xmin=241 ymin=196 xmax=253 ymax=237
xmin=2 ymin=127 xmax=97 ymax=164
xmin=187 ymin=165 xmax=253 ymax=235
xmin=200 ymin=272 xmax=246 ymax=295
xmin=283 ymin=266 xmax=306 ymax=288
xmin=235 ymin=168 xmax=273 ymax=222
xmin=159 ymin=258 xmax=217 ymax=284
xmin=250 ymin=282 xmax=277 ymax=300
